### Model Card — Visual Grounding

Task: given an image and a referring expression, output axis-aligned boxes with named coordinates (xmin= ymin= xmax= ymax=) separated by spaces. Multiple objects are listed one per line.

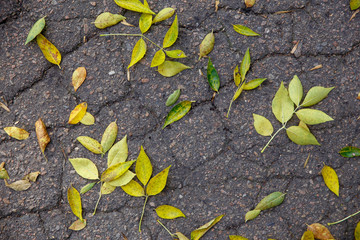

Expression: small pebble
xmin=109 ymin=71 xmax=115 ymax=76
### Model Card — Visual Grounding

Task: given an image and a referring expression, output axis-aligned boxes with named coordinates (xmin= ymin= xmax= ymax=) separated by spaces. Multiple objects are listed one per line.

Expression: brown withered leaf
xmin=350 ymin=9 xmax=359 ymax=22
xmin=35 ymin=118 xmax=50 ymax=161
xmin=23 ymin=171 xmax=41 ymax=182
xmin=309 ymin=64 xmax=323 ymax=71
xmin=307 ymin=223 xmax=335 ymax=240
xmin=0 ymin=100 xmax=10 ymax=112
xmin=72 ymin=67 xmax=87 ymax=92
xmin=5 ymin=179 xmax=32 ymax=191
xmin=291 ymin=41 xmax=300 ymax=54
xmin=215 ymin=0 xmax=220 ymax=11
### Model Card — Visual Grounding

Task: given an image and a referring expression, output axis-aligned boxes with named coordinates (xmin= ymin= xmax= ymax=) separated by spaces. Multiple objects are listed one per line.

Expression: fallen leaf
xmin=229 ymin=235 xmax=249 ymax=240
xmin=191 ymin=215 xmax=224 ymax=240
xmin=301 ymin=86 xmax=334 ymax=107
xmin=67 ymin=185 xmax=83 ymax=221
xmin=25 ymin=16 xmax=46 ymax=45
xmin=245 ymin=0 xmax=255 ymax=8
xmin=243 ymin=78 xmax=267 ymax=90
xmin=165 ymin=49 xmax=187 ymax=58
xmin=5 ymin=179 xmax=31 ymax=191
xmin=175 ymin=232 xmax=189 ymax=240
xmin=79 ymin=112 xmax=95 ymax=125
xmin=36 ymin=34 xmax=61 ymax=68
xmin=80 ymin=182 xmax=96 ymax=194
xmin=69 ymin=219 xmax=86 ymax=231
xmin=151 ymin=50 xmax=166 ymax=67
xmin=163 ymin=101 xmax=193 ymax=129
xmin=166 ymin=89 xmax=181 ymax=106
xmin=77 ymin=136 xmax=103 ymax=154
xmin=128 ymin=38 xmax=147 ymax=68
xmin=22 ymin=171 xmax=40 ymax=182
xmin=135 ymin=146 xmax=152 ymax=186
xmin=339 ymin=146 xmax=360 ymax=158
xmin=307 ymin=223 xmax=335 ymax=240
xmin=163 ymin=14 xmax=178 ymax=48
xmin=158 ymin=61 xmax=191 ymax=77
xmin=94 ymin=12 xmax=126 ymax=29
xmin=286 ymin=126 xmax=320 ymax=145
xmin=0 ymin=162 xmax=9 ymax=179
xmin=240 ymin=48 xmax=250 ymax=82
xmin=101 ymin=121 xmax=118 ymax=155
xmin=253 ymin=114 xmax=274 ymax=136
xmin=234 ymin=65 xmax=241 ymax=86
xmin=4 ymin=127 xmax=30 ymax=140
xmin=295 ymin=109 xmax=333 ymax=125
xmin=121 ymin=179 xmax=145 ymax=197
xmin=101 ymin=160 xmax=135 ymax=182
xmin=355 ymin=221 xmax=360 ymax=240
xmin=146 ymin=165 xmax=171 ymax=196
xmin=69 ymin=158 xmax=99 ymax=180
xmin=107 ymin=136 xmax=128 ymax=167
xmin=350 ymin=0 xmax=360 ymax=10
xmin=288 ymin=75 xmax=303 ymax=106
xmin=114 ymin=0 xmax=155 ymax=14
xmin=233 ymin=24 xmax=260 ymax=36
xmin=321 ymin=164 xmax=339 ymax=196
xmin=35 ymin=118 xmax=50 ymax=161
xmin=101 ymin=182 xmax=116 ymax=195
xmin=207 ymin=57 xmax=220 ymax=92
xmin=272 ymin=82 xmax=294 ymax=124
xmin=309 ymin=64 xmax=323 ymax=71
xmin=68 ymin=102 xmax=87 ymax=124
xmin=108 ymin=170 xmax=135 ymax=187
xmin=72 ymin=67 xmax=87 ymax=92
xmin=155 ymin=205 xmax=185 ymax=219
xmin=301 ymin=230 xmax=315 ymax=240
xmin=255 ymin=192 xmax=286 ymax=210
xmin=153 ymin=7 xmax=175 ymax=23
xmin=199 ymin=31 xmax=215 ymax=59
xmin=139 ymin=0 xmax=152 ymax=34
xmin=274 ymin=10 xmax=292 ymax=14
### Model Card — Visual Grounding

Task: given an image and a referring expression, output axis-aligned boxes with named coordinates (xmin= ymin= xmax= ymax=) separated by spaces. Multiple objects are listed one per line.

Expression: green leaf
xmin=158 ymin=61 xmax=191 ymax=77
xmin=355 ymin=221 xmax=360 ymax=240
xmin=191 ymin=215 xmax=224 ymax=240
xmin=199 ymin=31 xmax=215 ymax=59
xmin=151 ymin=50 xmax=166 ymax=67
xmin=339 ymin=146 xmax=360 ymax=158
xmin=101 ymin=182 xmax=116 ymax=195
xmin=77 ymin=136 xmax=103 ymax=154
xmin=234 ymin=65 xmax=240 ymax=86
xmin=153 ymin=7 xmax=175 ymax=23
xmin=139 ymin=0 xmax=152 ymax=34
xmin=229 ymin=235 xmax=249 ymax=240
xmin=163 ymin=14 xmax=178 ymax=48
xmin=295 ymin=109 xmax=333 ymax=125
xmin=69 ymin=219 xmax=86 ymax=231
xmin=166 ymin=89 xmax=181 ymax=106
xmin=80 ymin=112 xmax=95 ymax=125
xmin=233 ymin=24 xmax=260 ymax=36
xmin=94 ymin=12 xmax=126 ymax=29
xmin=101 ymin=160 xmax=135 ymax=182
xmin=350 ymin=0 xmax=360 ymax=10
xmin=146 ymin=165 xmax=171 ymax=196
xmin=155 ymin=205 xmax=185 ymax=219
xmin=135 ymin=146 xmax=153 ymax=186
xmin=255 ymin=192 xmax=286 ymax=210
xmin=243 ymin=78 xmax=267 ymax=90
xmin=165 ymin=49 xmax=187 ymax=58
xmin=80 ymin=182 xmax=96 ymax=194
xmin=240 ymin=48 xmax=250 ymax=82
xmin=207 ymin=57 xmax=220 ymax=92
xmin=69 ymin=158 xmax=99 ymax=180
xmin=321 ymin=165 xmax=339 ymax=196
xmin=121 ymin=180 xmax=145 ymax=197
xmin=114 ymin=0 xmax=155 ymax=14
xmin=128 ymin=38 xmax=147 ymax=68
xmin=67 ymin=185 xmax=83 ymax=221
xmin=108 ymin=170 xmax=135 ymax=187
xmin=301 ymin=230 xmax=315 ymax=240
xmin=272 ymin=82 xmax=294 ymax=124
xmin=163 ymin=101 xmax=192 ymax=129
xmin=301 ymin=86 xmax=334 ymax=107
xmin=286 ymin=126 xmax=320 ymax=145
xmin=25 ymin=16 xmax=46 ymax=45
xmin=108 ymin=135 xmax=128 ymax=167
xmin=288 ymin=75 xmax=303 ymax=106
xmin=253 ymin=114 xmax=274 ymax=136
xmin=101 ymin=121 xmax=118 ymax=154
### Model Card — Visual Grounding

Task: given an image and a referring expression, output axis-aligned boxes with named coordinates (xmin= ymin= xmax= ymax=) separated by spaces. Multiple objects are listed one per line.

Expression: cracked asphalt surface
xmin=1 ymin=0 xmax=360 ymax=239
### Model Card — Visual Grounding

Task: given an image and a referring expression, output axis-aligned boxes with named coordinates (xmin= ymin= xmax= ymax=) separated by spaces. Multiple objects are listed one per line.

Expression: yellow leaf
xmin=35 ymin=118 xmax=50 ymax=160
xmin=234 ymin=65 xmax=240 ymax=86
xmin=5 ymin=179 xmax=31 ymax=191
xmin=286 ymin=126 xmax=320 ymax=145
xmin=94 ymin=12 xmax=126 ymax=29
xmin=288 ymin=75 xmax=303 ymax=106
xmin=191 ymin=215 xmax=224 ymax=240
xmin=4 ymin=127 xmax=29 ymax=140
xmin=114 ymin=0 xmax=155 ymax=14
xmin=135 ymin=146 xmax=152 ymax=186
xmin=163 ymin=14 xmax=178 ymax=48
xmin=108 ymin=170 xmax=135 ymax=187
xmin=295 ymin=109 xmax=333 ymax=125
xmin=68 ymin=102 xmax=87 ymax=124
xmin=153 ymin=7 xmax=175 ymax=23
xmin=301 ymin=86 xmax=334 ymax=107
xmin=155 ymin=205 xmax=185 ymax=219
xmin=69 ymin=158 xmax=99 ymax=180
xmin=36 ymin=34 xmax=61 ymax=68
xmin=139 ymin=0 xmax=152 ymax=34
xmin=151 ymin=50 xmax=166 ymax=67
xmin=79 ymin=112 xmax=95 ymax=125
xmin=128 ymin=38 xmax=147 ymax=68
xmin=101 ymin=182 xmax=116 ymax=195
xmin=101 ymin=121 xmax=118 ymax=155
xmin=298 ymin=121 xmax=310 ymax=132
xmin=253 ymin=114 xmax=273 ymax=136
xmin=175 ymin=232 xmax=189 ymax=240
xmin=108 ymin=135 xmax=128 ymax=167
xmin=165 ymin=49 xmax=187 ymax=59
xmin=321 ymin=165 xmax=339 ymax=196
xmin=69 ymin=219 xmax=86 ymax=231
xmin=72 ymin=67 xmax=87 ymax=92
xmin=355 ymin=221 xmax=360 ymax=240
xmin=22 ymin=171 xmax=41 ymax=182
xmin=199 ymin=31 xmax=215 ymax=59
xmin=146 ymin=165 xmax=171 ymax=196
xmin=77 ymin=136 xmax=103 ymax=154
xmin=158 ymin=61 xmax=191 ymax=77
xmin=272 ymin=82 xmax=294 ymax=124
xmin=229 ymin=236 xmax=249 ymax=240
xmin=101 ymin=160 xmax=135 ymax=182
xmin=233 ymin=85 xmax=244 ymax=101
xmin=67 ymin=185 xmax=83 ymax=221
xmin=245 ymin=0 xmax=256 ymax=8
xmin=301 ymin=231 xmax=315 ymax=240
xmin=121 ymin=180 xmax=145 ymax=197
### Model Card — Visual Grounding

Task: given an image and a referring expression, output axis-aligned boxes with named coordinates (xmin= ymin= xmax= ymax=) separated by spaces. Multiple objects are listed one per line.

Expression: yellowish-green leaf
xmin=253 ymin=114 xmax=273 ymax=136
xmin=244 ymin=78 xmax=267 ymax=90
xmin=234 ymin=65 xmax=240 ymax=86
xmin=245 ymin=0 xmax=256 ymax=8
xmin=166 ymin=89 xmax=181 ymax=107
xmin=355 ymin=221 xmax=360 ymax=240
xmin=288 ymin=75 xmax=303 ymax=106
xmin=101 ymin=182 xmax=116 ymax=195
xmin=128 ymin=38 xmax=147 ymax=68
xmin=229 ymin=235 xmax=249 ymax=240
xmin=151 ymin=50 xmax=166 ymax=67
xmin=77 ymin=136 xmax=103 ymax=154
xmin=36 ymin=34 xmax=61 ymax=68
xmin=5 ymin=179 xmax=31 ymax=191
xmin=295 ymin=109 xmax=333 ymax=125
xmin=158 ymin=61 xmax=191 ymax=77
xmin=153 ymin=7 xmax=175 ymax=23
xmin=155 ymin=205 xmax=185 ymax=219
xmin=240 ymin=48 xmax=250 ymax=82
xmin=175 ymin=232 xmax=189 ymax=240
xmin=321 ymin=165 xmax=339 ymax=196
xmin=199 ymin=31 xmax=215 ymax=59
xmin=191 ymin=215 xmax=224 ymax=240
xmin=233 ymin=24 xmax=260 ymax=36
xmin=163 ymin=14 xmax=178 ymax=48
xmin=69 ymin=158 xmax=99 ymax=180
xmin=4 ymin=127 xmax=29 ymax=140
xmin=25 ymin=16 xmax=46 ymax=45
xmin=80 ymin=112 xmax=95 ymax=126
xmin=245 ymin=209 xmax=261 ymax=222
xmin=80 ymin=182 xmax=96 ymax=194
xmin=307 ymin=223 xmax=335 ymax=240
xmin=108 ymin=135 xmax=128 ymax=167
xmin=69 ymin=219 xmax=86 ymax=231
xmin=135 ymin=146 xmax=153 ymax=186
xmin=139 ymin=0 xmax=152 ymax=33
xmin=114 ymin=0 xmax=155 ymax=14
xmin=272 ymin=82 xmax=294 ymax=124
xmin=233 ymin=85 xmax=244 ymax=101
xmin=299 ymin=121 xmax=310 ymax=132
xmin=146 ymin=165 xmax=171 ymax=196
xmin=165 ymin=49 xmax=187 ymax=58
xmin=72 ymin=67 xmax=87 ymax=92
xmin=108 ymin=170 xmax=135 ymax=187
xmin=94 ymin=12 xmax=126 ymax=29
xmin=286 ymin=126 xmax=320 ymax=145
xmin=121 ymin=180 xmax=145 ymax=197
xmin=350 ymin=0 xmax=360 ymax=10
xmin=101 ymin=160 xmax=135 ymax=182
xmin=68 ymin=102 xmax=87 ymax=124
xmin=22 ymin=171 xmax=40 ymax=182
xmin=101 ymin=121 xmax=118 ymax=154
xmin=67 ymin=185 xmax=83 ymax=221
xmin=301 ymin=231 xmax=315 ymax=240
xmin=301 ymin=86 xmax=334 ymax=107
xmin=163 ymin=101 xmax=192 ymax=129
xmin=0 ymin=163 xmax=9 ymax=179
xmin=255 ymin=192 xmax=286 ymax=210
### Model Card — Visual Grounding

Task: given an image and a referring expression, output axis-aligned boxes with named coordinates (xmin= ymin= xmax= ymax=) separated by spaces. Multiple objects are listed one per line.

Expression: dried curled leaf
xmin=163 ymin=101 xmax=193 ymax=129
xmin=253 ymin=114 xmax=273 ymax=136
xmin=255 ymin=192 xmax=286 ymax=210
xmin=272 ymin=82 xmax=294 ymax=124
xmin=153 ymin=7 xmax=175 ymax=23
xmin=295 ymin=109 xmax=333 ymax=125
xmin=36 ymin=34 xmax=61 ymax=68
xmin=68 ymin=102 xmax=87 ymax=124
xmin=321 ymin=165 xmax=339 ymax=196
xmin=166 ymin=89 xmax=181 ymax=106
xmin=94 ymin=12 xmax=126 ymax=29
xmin=67 ymin=185 xmax=83 ymax=221
xmin=108 ymin=135 xmax=128 ymax=167
xmin=155 ymin=205 xmax=185 ymax=219
xmin=286 ymin=126 xmax=320 ymax=145
xmin=199 ymin=31 xmax=215 ymax=59
xmin=77 ymin=136 xmax=103 ymax=154
xmin=114 ymin=0 xmax=155 ymax=14
xmin=79 ymin=112 xmax=95 ymax=125
xmin=191 ymin=215 xmax=224 ymax=240
xmin=128 ymin=38 xmax=147 ymax=69
xmin=135 ymin=146 xmax=152 ymax=186
xmin=23 ymin=171 xmax=40 ymax=182
xmin=35 ymin=118 xmax=50 ymax=160
xmin=25 ymin=16 xmax=46 ymax=45
xmin=72 ymin=67 xmax=87 ymax=92
xmin=339 ymin=146 xmax=360 ymax=158
xmin=146 ymin=165 xmax=171 ymax=196
xmin=4 ymin=127 xmax=29 ymax=140
xmin=69 ymin=219 xmax=86 ymax=231
xmin=158 ymin=61 xmax=191 ymax=77
xmin=101 ymin=121 xmax=118 ymax=155
xmin=101 ymin=160 xmax=135 ymax=182
xmin=163 ymin=14 xmax=178 ymax=48
xmin=233 ymin=24 xmax=260 ymax=36
xmin=5 ymin=179 xmax=32 ymax=191
xmin=307 ymin=223 xmax=334 ymax=240
xmin=121 ymin=179 xmax=145 ymax=197
xmin=69 ymin=158 xmax=99 ymax=180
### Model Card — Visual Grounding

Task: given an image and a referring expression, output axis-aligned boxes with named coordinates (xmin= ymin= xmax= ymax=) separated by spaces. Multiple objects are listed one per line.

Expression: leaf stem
xmin=139 ymin=195 xmax=149 ymax=232
xmin=261 ymin=126 xmax=285 ymax=153
xmin=157 ymin=220 xmax=176 ymax=238
xmin=93 ymin=183 xmax=102 ymax=215
xmin=142 ymin=35 xmax=163 ymax=50
xmin=327 ymin=209 xmax=360 ymax=226
xmin=226 ymin=81 xmax=246 ymax=118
